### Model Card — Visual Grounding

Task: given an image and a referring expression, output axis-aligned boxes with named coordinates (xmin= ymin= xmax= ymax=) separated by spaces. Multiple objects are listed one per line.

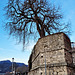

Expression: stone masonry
xmin=72 ymin=49 xmax=75 ymax=65
xmin=71 ymin=42 xmax=75 ymax=65
xmin=28 ymin=32 xmax=75 ymax=75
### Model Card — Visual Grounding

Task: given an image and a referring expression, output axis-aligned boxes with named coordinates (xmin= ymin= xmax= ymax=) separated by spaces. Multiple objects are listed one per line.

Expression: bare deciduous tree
xmin=4 ymin=0 xmax=70 ymax=48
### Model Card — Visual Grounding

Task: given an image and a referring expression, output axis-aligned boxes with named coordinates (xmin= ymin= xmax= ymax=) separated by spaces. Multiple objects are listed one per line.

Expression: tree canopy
xmin=4 ymin=0 xmax=70 ymax=49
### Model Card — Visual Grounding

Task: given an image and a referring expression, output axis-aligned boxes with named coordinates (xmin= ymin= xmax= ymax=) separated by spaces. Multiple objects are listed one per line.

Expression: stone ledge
xmin=67 ymin=63 xmax=75 ymax=68
xmin=30 ymin=62 xmax=75 ymax=71
xmin=30 ymin=62 xmax=67 ymax=71
xmin=48 ymin=62 xmax=67 ymax=67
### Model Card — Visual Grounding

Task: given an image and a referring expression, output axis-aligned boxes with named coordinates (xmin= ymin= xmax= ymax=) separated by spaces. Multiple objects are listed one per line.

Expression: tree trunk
xmin=36 ymin=23 xmax=45 ymax=38
xmin=40 ymin=28 xmax=45 ymax=38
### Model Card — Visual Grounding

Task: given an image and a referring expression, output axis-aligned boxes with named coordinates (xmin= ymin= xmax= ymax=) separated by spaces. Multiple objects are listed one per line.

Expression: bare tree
xmin=4 ymin=0 xmax=70 ymax=48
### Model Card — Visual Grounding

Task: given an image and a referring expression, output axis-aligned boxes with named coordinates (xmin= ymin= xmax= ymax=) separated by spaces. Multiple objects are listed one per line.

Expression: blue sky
xmin=0 ymin=0 xmax=75 ymax=64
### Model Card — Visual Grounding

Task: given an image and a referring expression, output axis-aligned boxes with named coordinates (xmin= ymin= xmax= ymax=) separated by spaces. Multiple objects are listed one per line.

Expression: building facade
xmin=28 ymin=32 xmax=75 ymax=75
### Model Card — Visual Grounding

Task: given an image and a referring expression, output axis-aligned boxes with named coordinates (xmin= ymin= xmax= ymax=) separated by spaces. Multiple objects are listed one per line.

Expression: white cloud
xmin=0 ymin=58 xmax=12 ymax=62
xmin=0 ymin=57 xmax=28 ymax=64
xmin=14 ymin=58 xmax=28 ymax=65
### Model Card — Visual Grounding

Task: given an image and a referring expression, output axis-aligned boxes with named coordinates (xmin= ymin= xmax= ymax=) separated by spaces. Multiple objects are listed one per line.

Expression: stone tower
xmin=28 ymin=32 xmax=75 ymax=75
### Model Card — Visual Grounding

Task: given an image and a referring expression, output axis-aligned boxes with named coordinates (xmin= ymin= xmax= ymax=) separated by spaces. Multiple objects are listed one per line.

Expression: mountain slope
xmin=0 ymin=60 xmax=28 ymax=73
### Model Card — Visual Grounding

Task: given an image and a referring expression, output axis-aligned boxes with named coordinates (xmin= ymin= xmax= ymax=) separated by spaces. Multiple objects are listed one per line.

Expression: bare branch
xmin=4 ymin=0 xmax=71 ymax=49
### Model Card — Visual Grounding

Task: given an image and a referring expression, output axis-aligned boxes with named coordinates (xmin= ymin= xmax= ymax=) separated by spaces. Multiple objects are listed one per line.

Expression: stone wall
xmin=28 ymin=32 xmax=75 ymax=75
xmin=67 ymin=67 xmax=75 ymax=75
xmin=64 ymin=50 xmax=73 ymax=64
xmin=29 ymin=66 xmax=68 ymax=75
xmin=71 ymin=48 xmax=75 ymax=65
xmin=72 ymin=52 xmax=75 ymax=64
